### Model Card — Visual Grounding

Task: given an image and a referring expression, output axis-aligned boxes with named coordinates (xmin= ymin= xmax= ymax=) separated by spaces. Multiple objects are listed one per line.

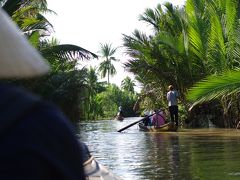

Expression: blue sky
xmin=46 ymin=0 xmax=186 ymax=90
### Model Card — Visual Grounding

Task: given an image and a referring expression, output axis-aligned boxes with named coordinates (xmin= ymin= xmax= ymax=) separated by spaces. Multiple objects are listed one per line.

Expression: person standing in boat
xmin=167 ymin=85 xmax=179 ymax=126
xmin=118 ymin=106 xmax=123 ymax=117
xmin=152 ymin=109 xmax=166 ymax=127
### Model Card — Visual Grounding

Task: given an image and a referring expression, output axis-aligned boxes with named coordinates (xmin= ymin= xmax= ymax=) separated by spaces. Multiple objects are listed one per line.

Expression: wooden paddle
xmin=117 ymin=113 xmax=156 ymax=132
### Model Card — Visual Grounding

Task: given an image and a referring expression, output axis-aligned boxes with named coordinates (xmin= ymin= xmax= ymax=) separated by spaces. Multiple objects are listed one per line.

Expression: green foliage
xmin=187 ymin=70 xmax=240 ymax=104
xmin=0 ymin=0 xmax=99 ymax=122
xmin=98 ymin=43 xmax=118 ymax=84
xmin=96 ymin=84 xmax=137 ymax=119
xmin=121 ymin=76 xmax=135 ymax=93
xmin=123 ymin=0 xmax=240 ymax=127
xmin=41 ymin=44 xmax=98 ymax=62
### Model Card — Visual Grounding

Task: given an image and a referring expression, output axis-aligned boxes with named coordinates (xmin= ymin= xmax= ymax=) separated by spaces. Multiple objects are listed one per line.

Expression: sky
xmin=46 ymin=0 xmax=186 ymax=91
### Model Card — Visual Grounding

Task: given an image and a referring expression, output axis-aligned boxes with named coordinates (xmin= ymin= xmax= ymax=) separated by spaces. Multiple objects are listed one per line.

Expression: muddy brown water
xmin=78 ymin=117 xmax=240 ymax=180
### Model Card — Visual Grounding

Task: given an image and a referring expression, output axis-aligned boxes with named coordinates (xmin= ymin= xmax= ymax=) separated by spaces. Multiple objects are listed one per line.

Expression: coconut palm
xmin=98 ymin=43 xmax=118 ymax=84
xmin=1 ymin=0 xmax=98 ymax=63
xmin=0 ymin=0 xmax=98 ymax=121
xmin=121 ymin=76 xmax=135 ymax=93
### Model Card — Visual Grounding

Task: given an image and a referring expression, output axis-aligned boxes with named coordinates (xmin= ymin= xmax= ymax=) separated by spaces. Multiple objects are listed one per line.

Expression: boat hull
xmin=115 ymin=115 xmax=124 ymax=121
xmin=138 ymin=122 xmax=178 ymax=132
xmin=84 ymin=156 xmax=122 ymax=179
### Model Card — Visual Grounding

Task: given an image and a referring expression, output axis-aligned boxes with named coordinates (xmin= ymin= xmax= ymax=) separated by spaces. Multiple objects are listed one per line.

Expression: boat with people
xmin=115 ymin=106 xmax=124 ymax=121
xmin=117 ymin=111 xmax=177 ymax=133
xmin=115 ymin=115 xmax=124 ymax=121
xmin=138 ymin=121 xmax=178 ymax=132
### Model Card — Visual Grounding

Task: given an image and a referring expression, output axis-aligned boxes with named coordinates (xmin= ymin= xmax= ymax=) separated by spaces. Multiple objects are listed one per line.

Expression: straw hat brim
xmin=0 ymin=8 xmax=49 ymax=79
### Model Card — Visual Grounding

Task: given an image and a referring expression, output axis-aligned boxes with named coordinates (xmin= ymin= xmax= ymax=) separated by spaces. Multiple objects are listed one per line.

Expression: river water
xmin=78 ymin=117 xmax=240 ymax=180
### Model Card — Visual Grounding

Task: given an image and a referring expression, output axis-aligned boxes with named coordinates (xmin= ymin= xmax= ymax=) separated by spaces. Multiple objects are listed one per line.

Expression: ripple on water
xmin=78 ymin=118 xmax=240 ymax=180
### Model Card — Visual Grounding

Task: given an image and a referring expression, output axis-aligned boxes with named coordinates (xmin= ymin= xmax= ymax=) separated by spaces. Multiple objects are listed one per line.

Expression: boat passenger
xmin=152 ymin=109 xmax=166 ymax=127
xmin=143 ymin=110 xmax=152 ymax=126
xmin=149 ymin=110 xmax=154 ymax=125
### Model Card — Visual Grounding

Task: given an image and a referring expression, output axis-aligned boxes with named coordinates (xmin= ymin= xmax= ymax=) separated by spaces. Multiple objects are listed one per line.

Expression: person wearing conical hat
xmin=0 ymin=8 xmax=86 ymax=179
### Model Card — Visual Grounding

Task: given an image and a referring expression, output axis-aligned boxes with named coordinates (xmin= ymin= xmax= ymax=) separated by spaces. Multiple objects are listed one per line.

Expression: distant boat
xmin=138 ymin=121 xmax=178 ymax=132
xmin=115 ymin=115 xmax=124 ymax=121
xmin=115 ymin=111 xmax=124 ymax=121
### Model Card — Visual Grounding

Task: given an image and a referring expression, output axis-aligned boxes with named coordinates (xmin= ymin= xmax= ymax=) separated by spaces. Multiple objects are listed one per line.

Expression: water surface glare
xmin=78 ymin=117 xmax=240 ymax=180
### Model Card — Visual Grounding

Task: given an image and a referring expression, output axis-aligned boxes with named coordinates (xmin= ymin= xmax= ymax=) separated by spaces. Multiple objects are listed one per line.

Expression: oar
xmin=117 ymin=113 xmax=156 ymax=132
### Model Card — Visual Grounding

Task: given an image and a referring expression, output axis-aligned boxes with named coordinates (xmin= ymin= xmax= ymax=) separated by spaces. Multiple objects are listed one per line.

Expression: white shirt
xmin=167 ymin=90 xmax=178 ymax=106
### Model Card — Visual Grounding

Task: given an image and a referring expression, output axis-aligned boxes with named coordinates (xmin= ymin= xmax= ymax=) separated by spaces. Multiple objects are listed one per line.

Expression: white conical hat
xmin=0 ymin=8 xmax=49 ymax=78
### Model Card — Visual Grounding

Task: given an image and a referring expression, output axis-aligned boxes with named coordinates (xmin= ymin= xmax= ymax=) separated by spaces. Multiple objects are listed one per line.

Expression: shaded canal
xmin=78 ymin=117 xmax=240 ymax=180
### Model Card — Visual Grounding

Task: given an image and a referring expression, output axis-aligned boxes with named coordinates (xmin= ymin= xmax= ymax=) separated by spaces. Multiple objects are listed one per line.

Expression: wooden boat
xmin=84 ymin=156 xmax=122 ymax=180
xmin=115 ymin=115 xmax=124 ymax=121
xmin=138 ymin=121 xmax=178 ymax=132
xmin=82 ymin=143 xmax=122 ymax=180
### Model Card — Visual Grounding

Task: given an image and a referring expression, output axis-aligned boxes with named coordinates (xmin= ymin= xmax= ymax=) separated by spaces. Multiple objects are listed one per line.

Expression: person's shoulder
xmin=0 ymin=83 xmax=61 ymax=115
xmin=0 ymin=83 xmax=40 ymax=102
xmin=0 ymin=83 xmax=72 ymax=128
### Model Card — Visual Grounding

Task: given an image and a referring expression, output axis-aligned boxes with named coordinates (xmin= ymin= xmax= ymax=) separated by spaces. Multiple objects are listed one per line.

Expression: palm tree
xmin=186 ymin=0 xmax=240 ymax=127
xmin=0 ymin=0 xmax=99 ymax=121
xmin=121 ymin=76 xmax=135 ymax=93
xmin=86 ymin=66 xmax=100 ymax=119
xmin=124 ymin=0 xmax=240 ymax=102
xmin=1 ymin=0 xmax=98 ymax=63
xmin=123 ymin=2 xmax=192 ymax=107
xmin=98 ymin=43 xmax=118 ymax=84
xmin=186 ymin=70 xmax=240 ymax=128
xmin=187 ymin=71 xmax=240 ymax=105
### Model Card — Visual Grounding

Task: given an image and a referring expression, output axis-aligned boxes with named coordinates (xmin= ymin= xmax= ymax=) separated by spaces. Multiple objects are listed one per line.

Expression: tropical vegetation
xmin=0 ymin=0 xmax=138 ymax=121
xmin=6 ymin=0 xmax=240 ymax=127
xmin=98 ymin=43 xmax=118 ymax=84
xmin=123 ymin=0 xmax=240 ymax=128
xmin=121 ymin=76 xmax=135 ymax=93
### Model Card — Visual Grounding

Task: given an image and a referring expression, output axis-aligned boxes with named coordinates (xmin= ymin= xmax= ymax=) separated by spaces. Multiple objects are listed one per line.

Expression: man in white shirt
xmin=167 ymin=85 xmax=179 ymax=126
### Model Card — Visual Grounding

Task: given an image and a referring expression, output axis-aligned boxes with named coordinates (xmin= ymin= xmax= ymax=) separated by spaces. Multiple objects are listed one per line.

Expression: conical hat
xmin=0 ymin=8 xmax=49 ymax=78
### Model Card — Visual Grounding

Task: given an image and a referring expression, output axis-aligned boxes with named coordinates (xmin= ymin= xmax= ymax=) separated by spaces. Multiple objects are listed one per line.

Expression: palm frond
xmin=156 ymin=32 xmax=185 ymax=54
xmin=186 ymin=0 xmax=208 ymax=61
xmin=41 ymin=44 xmax=98 ymax=61
xmin=98 ymin=61 xmax=109 ymax=78
xmin=28 ymin=31 xmax=40 ymax=48
xmin=207 ymin=1 xmax=226 ymax=72
xmin=138 ymin=6 xmax=161 ymax=31
xmin=187 ymin=70 xmax=240 ymax=105
xmin=99 ymin=43 xmax=117 ymax=57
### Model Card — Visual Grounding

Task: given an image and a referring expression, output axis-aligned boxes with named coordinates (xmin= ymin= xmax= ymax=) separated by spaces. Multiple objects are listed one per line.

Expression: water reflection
xmin=78 ymin=118 xmax=240 ymax=180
